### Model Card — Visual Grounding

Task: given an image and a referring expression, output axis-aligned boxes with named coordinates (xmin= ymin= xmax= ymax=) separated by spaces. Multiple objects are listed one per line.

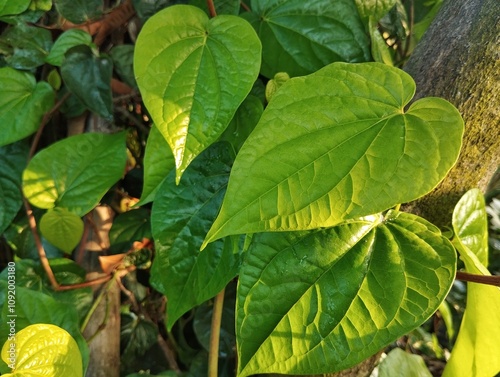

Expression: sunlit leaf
xmin=39 ymin=207 xmax=84 ymax=253
xmin=0 ymin=0 xmax=30 ymax=16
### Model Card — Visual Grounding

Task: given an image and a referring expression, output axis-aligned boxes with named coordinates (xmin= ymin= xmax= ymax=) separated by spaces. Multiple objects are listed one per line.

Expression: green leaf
xmin=134 ymin=4 xmax=261 ymax=183
xmin=443 ymin=188 xmax=500 ymax=377
xmin=61 ymin=45 xmax=113 ymax=120
xmin=45 ymin=29 xmax=93 ymax=67
xmin=0 ymin=142 xmax=28 ymax=234
xmin=236 ymin=211 xmax=456 ymax=376
xmin=132 ymin=0 xmax=184 ymax=21
xmin=150 ymin=142 xmax=241 ymax=329
xmin=0 ymin=0 xmax=30 ymax=16
xmin=1 ymin=23 xmax=53 ymax=70
xmin=369 ymin=18 xmax=393 ymax=65
xmin=109 ymin=44 xmax=137 ymax=88
xmin=23 ymin=132 xmax=127 ymax=215
xmin=189 ymin=0 xmax=240 ymax=15
xmin=203 ymin=62 xmax=464 ymax=246
xmin=109 ymin=208 xmax=152 ymax=252
xmin=121 ymin=314 xmax=158 ymax=370
xmin=29 ymin=0 xmax=53 ymax=12
xmin=265 ymin=72 xmax=290 ymax=103
xmin=378 ymin=348 xmax=431 ymax=377
xmin=354 ymin=0 xmax=397 ymax=25
xmin=1 ymin=324 xmax=83 ymax=377
xmin=137 ymin=125 xmax=175 ymax=206
xmin=242 ymin=0 xmax=370 ymax=78
xmin=0 ymin=67 xmax=54 ymax=147
xmin=39 ymin=207 xmax=84 ymax=253
xmin=55 ymin=0 xmax=102 ymax=23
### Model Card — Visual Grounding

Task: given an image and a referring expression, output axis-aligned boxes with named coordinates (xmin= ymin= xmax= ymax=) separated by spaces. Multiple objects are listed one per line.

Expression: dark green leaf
xmin=23 ymin=132 xmax=127 ymax=215
xmin=189 ymin=0 xmax=240 ymax=15
xmin=121 ymin=314 xmax=159 ymax=370
xmin=61 ymin=45 xmax=113 ymax=120
xmin=0 ymin=67 xmax=54 ymax=146
xmin=0 ymin=142 xmax=28 ymax=234
xmin=0 ymin=0 xmax=30 ymax=16
xmin=2 ymin=23 xmax=52 ymax=69
xmin=55 ymin=0 xmax=103 ymax=23
xmin=110 ymin=44 xmax=137 ymax=88
xmin=236 ymin=211 xmax=456 ymax=376
xmin=45 ymin=29 xmax=93 ymax=67
xmin=204 ymin=62 xmax=464 ymax=245
xmin=132 ymin=0 xmax=186 ymax=21
xmin=109 ymin=208 xmax=152 ymax=253
xmin=242 ymin=0 xmax=371 ymax=78
xmin=39 ymin=207 xmax=84 ymax=253
xmin=150 ymin=142 xmax=240 ymax=329
xmin=134 ymin=4 xmax=261 ymax=182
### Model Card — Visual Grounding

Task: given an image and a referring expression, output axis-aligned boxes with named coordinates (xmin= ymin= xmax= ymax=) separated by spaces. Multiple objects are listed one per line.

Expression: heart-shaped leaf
xmin=0 ymin=67 xmax=54 ymax=147
xmin=45 ymin=29 xmax=93 ymax=67
xmin=203 ymin=62 xmax=464 ymax=246
xmin=39 ymin=207 xmax=84 ymax=253
xmin=241 ymin=0 xmax=371 ymax=78
xmin=236 ymin=211 xmax=456 ymax=376
xmin=23 ymin=132 xmax=127 ymax=215
xmin=150 ymin=142 xmax=241 ymax=329
xmin=1 ymin=324 xmax=83 ymax=377
xmin=0 ymin=0 xmax=30 ymax=16
xmin=55 ymin=0 xmax=103 ymax=23
xmin=134 ymin=4 xmax=261 ymax=183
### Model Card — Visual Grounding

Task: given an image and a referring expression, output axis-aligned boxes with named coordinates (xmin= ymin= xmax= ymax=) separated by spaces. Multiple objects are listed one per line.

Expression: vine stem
xmin=207 ymin=0 xmax=217 ymax=17
xmin=208 ymin=288 xmax=225 ymax=377
xmin=456 ymin=271 xmax=500 ymax=287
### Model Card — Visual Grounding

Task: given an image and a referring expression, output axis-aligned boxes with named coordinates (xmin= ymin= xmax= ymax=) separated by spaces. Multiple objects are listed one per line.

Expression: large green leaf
xmin=241 ymin=0 xmax=371 ymax=78
xmin=39 ymin=207 xmax=84 ymax=253
xmin=61 ymin=45 xmax=113 ymax=120
xmin=23 ymin=132 xmax=127 ymax=215
xmin=55 ymin=0 xmax=102 ymax=23
xmin=134 ymin=4 xmax=262 ymax=183
xmin=236 ymin=211 xmax=456 ymax=376
xmin=0 ymin=0 xmax=30 ymax=16
xmin=150 ymin=142 xmax=241 ymax=329
xmin=0 ymin=67 xmax=54 ymax=147
xmin=45 ymin=29 xmax=93 ymax=67
xmin=0 ymin=142 xmax=28 ymax=234
xmin=1 ymin=324 xmax=83 ymax=377
xmin=443 ymin=189 xmax=500 ymax=377
xmin=203 ymin=62 xmax=464 ymax=246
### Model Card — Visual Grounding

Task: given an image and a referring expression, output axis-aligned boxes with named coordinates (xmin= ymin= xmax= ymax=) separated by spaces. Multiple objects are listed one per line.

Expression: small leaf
xmin=150 ymin=142 xmax=240 ymax=329
xmin=354 ymin=0 xmax=397 ymax=25
xmin=55 ymin=0 xmax=102 ymax=23
xmin=134 ymin=4 xmax=261 ymax=182
xmin=0 ymin=142 xmax=28 ymax=234
xmin=61 ymin=45 xmax=113 ymax=120
xmin=236 ymin=211 xmax=456 ymax=376
xmin=109 ymin=45 xmax=137 ymax=88
xmin=265 ymin=72 xmax=290 ymax=103
xmin=39 ymin=207 xmax=84 ymax=253
xmin=29 ymin=0 xmax=53 ymax=12
xmin=204 ymin=62 xmax=464 ymax=245
xmin=242 ymin=0 xmax=371 ymax=78
xmin=109 ymin=208 xmax=152 ymax=252
xmin=369 ymin=18 xmax=393 ymax=65
xmin=1 ymin=324 xmax=83 ymax=377
xmin=0 ymin=67 xmax=54 ymax=147
xmin=45 ymin=29 xmax=93 ymax=67
xmin=378 ymin=348 xmax=432 ymax=377
xmin=0 ymin=0 xmax=30 ymax=16
xmin=23 ymin=132 xmax=127 ymax=215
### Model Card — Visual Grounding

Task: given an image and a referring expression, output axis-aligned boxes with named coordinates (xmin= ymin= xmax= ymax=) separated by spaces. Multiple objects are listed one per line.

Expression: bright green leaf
xmin=242 ymin=0 xmax=371 ymax=78
xmin=150 ymin=142 xmax=241 ymax=329
xmin=0 ymin=67 xmax=54 ymax=146
xmin=134 ymin=4 xmax=261 ymax=183
xmin=23 ymin=132 xmax=127 ymax=215
xmin=55 ymin=0 xmax=102 ymax=23
xmin=236 ymin=211 xmax=456 ymax=376
xmin=137 ymin=125 xmax=175 ymax=206
xmin=0 ymin=142 xmax=28 ymax=234
xmin=265 ymin=72 xmax=290 ymax=103
xmin=109 ymin=44 xmax=137 ymax=88
xmin=369 ymin=18 xmax=393 ymax=65
xmin=109 ymin=208 xmax=151 ymax=253
xmin=45 ymin=29 xmax=93 ymax=67
xmin=29 ymin=0 xmax=53 ymax=12
xmin=204 ymin=62 xmax=463 ymax=246
xmin=378 ymin=348 xmax=431 ymax=377
xmin=1 ymin=324 xmax=82 ymax=377
xmin=39 ymin=207 xmax=84 ymax=253
xmin=355 ymin=0 xmax=397 ymax=25
xmin=0 ymin=0 xmax=30 ymax=16
xmin=61 ymin=45 xmax=113 ymax=120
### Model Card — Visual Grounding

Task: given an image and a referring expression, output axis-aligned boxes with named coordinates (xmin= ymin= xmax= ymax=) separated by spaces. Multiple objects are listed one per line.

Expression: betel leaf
xmin=61 ymin=45 xmax=113 ymax=120
xmin=236 ymin=211 xmax=456 ymax=376
xmin=0 ymin=67 xmax=54 ymax=147
xmin=0 ymin=142 xmax=28 ymax=234
xmin=150 ymin=142 xmax=240 ymax=329
xmin=45 ymin=29 xmax=93 ymax=67
xmin=354 ymin=0 xmax=397 ymax=25
xmin=55 ymin=0 xmax=103 ymax=23
xmin=137 ymin=124 xmax=175 ymax=205
xmin=23 ymin=132 xmax=127 ymax=215
xmin=39 ymin=207 xmax=84 ymax=253
xmin=443 ymin=189 xmax=500 ymax=377
xmin=134 ymin=4 xmax=261 ymax=183
xmin=109 ymin=208 xmax=151 ymax=253
xmin=378 ymin=348 xmax=432 ymax=377
xmin=203 ymin=62 xmax=464 ymax=246
xmin=0 ymin=0 xmax=30 ymax=16
xmin=1 ymin=324 xmax=83 ymax=377
xmin=241 ymin=0 xmax=371 ymax=78
xmin=109 ymin=45 xmax=137 ymax=88
xmin=189 ymin=0 xmax=240 ymax=15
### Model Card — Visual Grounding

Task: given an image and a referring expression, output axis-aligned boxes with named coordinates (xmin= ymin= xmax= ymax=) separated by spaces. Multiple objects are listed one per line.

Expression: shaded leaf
xmin=150 ymin=142 xmax=240 ymax=329
xmin=23 ymin=132 xmax=127 ymax=215
xmin=236 ymin=211 xmax=456 ymax=376
xmin=55 ymin=0 xmax=103 ymax=23
xmin=45 ymin=29 xmax=93 ymax=67
xmin=109 ymin=208 xmax=151 ymax=253
xmin=134 ymin=4 xmax=261 ymax=182
xmin=189 ymin=0 xmax=240 ymax=15
xmin=355 ymin=0 xmax=397 ymax=25
xmin=242 ymin=0 xmax=371 ymax=78
xmin=0 ymin=0 xmax=30 ymax=16
xmin=39 ymin=207 xmax=84 ymax=253
xmin=61 ymin=45 xmax=113 ymax=120
xmin=1 ymin=324 xmax=82 ymax=377
xmin=0 ymin=67 xmax=54 ymax=146
xmin=378 ymin=348 xmax=431 ymax=377
xmin=121 ymin=314 xmax=158 ymax=371
xmin=131 ymin=0 xmax=186 ymax=21
xmin=204 ymin=62 xmax=463 ymax=245
xmin=110 ymin=44 xmax=137 ymax=88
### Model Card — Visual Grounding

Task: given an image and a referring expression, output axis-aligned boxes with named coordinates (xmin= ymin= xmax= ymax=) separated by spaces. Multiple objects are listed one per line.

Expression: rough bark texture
xmin=402 ymin=0 xmax=500 ymax=227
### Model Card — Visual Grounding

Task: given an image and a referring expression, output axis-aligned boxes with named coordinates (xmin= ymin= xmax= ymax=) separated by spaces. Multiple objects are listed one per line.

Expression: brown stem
xmin=55 ymin=274 xmax=113 ymax=291
xmin=94 ymin=0 xmax=136 ymax=46
xmin=456 ymin=271 xmax=500 ymax=287
xmin=157 ymin=334 xmax=182 ymax=373
xmin=240 ymin=1 xmax=251 ymax=12
xmin=207 ymin=0 xmax=217 ymax=18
